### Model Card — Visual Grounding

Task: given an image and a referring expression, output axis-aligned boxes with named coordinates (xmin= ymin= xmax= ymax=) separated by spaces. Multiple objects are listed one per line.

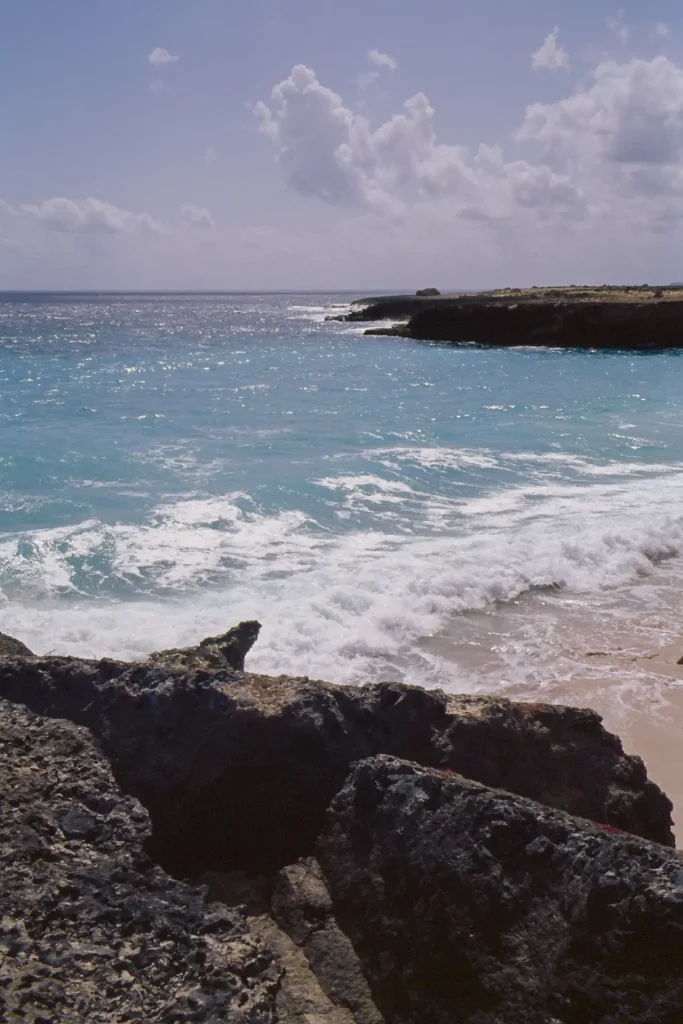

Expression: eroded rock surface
xmin=0 ymin=623 xmax=680 ymax=1023
xmin=0 ymin=655 xmax=673 ymax=878
xmin=335 ymin=286 xmax=683 ymax=350
xmin=0 ymin=698 xmax=279 ymax=1023
xmin=196 ymin=865 xmax=383 ymax=1024
xmin=318 ymin=755 xmax=683 ymax=1024
xmin=149 ymin=619 xmax=262 ymax=672
xmin=397 ymin=298 xmax=683 ymax=349
xmin=0 ymin=631 xmax=33 ymax=658
xmin=272 ymin=858 xmax=384 ymax=1024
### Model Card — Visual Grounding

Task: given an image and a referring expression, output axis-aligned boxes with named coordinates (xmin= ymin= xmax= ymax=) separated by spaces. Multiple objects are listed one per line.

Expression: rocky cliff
xmin=1 ymin=624 xmax=681 ymax=1023
xmin=332 ymin=286 xmax=683 ymax=349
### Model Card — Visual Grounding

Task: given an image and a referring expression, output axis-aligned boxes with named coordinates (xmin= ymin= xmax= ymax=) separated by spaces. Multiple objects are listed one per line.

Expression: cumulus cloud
xmin=20 ymin=197 xmax=163 ymax=234
xmin=255 ymin=52 xmax=683 ymax=242
xmin=368 ymin=49 xmax=397 ymax=72
xmin=655 ymin=23 xmax=670 ymax=38
xmin=515 ymin=54 xmax=683 ymax=234
xmin=518 ymin=57 xmax=683 ymax=167
xmin=148 ymin=47 xmax=179 ymax=65
xmin=179 ymin=203 xmax=215 ymax=229
xmin=253 ymin=64 xmax=581 ymax=220
xmin=531 ymin=28 xmax=570 ymax=71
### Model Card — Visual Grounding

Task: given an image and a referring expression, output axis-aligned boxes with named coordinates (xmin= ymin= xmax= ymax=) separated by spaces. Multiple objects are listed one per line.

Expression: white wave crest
xmin=3 ymin=472 xmax=683 ymax=689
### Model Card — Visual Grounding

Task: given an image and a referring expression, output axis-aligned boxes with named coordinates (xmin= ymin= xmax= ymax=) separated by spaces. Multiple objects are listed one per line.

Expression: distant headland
xmin=329 ymin=284 xmax=683 ymax=349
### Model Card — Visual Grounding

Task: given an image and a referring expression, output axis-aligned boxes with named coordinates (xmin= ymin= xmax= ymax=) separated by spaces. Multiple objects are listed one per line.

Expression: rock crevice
xmin=1 ymin=625 xmax=681 ymax=1023
xmin=0 ymin=654 xmax=673 ymax=878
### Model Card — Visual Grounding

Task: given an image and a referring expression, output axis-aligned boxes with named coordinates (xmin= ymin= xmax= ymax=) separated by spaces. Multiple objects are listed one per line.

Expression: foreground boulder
xmin=0 ymin=655 xmax=673 ymax=877
xmin=0 ymin=698 xmax=279 ymax=1023
xmin=318 ymin=756 xmax=683 ymax=1024
xmin=0 ymin=624 xmax=679 ymax=1023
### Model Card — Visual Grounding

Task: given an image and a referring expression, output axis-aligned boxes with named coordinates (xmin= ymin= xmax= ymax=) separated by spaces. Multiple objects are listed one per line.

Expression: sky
xmin=2 ymin=0 xmax=683 ymax=290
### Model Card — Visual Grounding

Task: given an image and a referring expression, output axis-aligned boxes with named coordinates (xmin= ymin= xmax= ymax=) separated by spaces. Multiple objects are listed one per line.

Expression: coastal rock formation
xmin=196 ymin=862 xmax=384 ymax=1023
xmin=334 ymin=286 xmax=683 ymax=349
xmin=385 ymin=298 xmax=683 ymax=349
xmin=0 ymin=657 xmax=673 ymax=879
xmin=1 ymin=625 xmax=680 ymax=1022
xmin=0 ymin=630 xmax=34 ymax=658
xmin=415 ymin=287 xmax=440 ymax=297
xmin=271 ymin=857 xmax=384 ymax=1023
xmin=148 ymin=619 xmax=262 ymax=671
xmin=0 ymin=698 xmax=279 ymax=1023
xmin=318 ymin=755 xmax=683 ymax=1024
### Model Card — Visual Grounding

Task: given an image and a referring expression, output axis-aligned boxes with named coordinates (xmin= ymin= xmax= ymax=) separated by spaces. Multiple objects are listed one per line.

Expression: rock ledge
xmin=1 ymin=625 xmax=680 ymax=1023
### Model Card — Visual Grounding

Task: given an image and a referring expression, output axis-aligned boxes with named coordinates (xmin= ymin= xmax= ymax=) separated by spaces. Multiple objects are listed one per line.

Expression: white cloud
xmin=179 ymin=203 xmax=215 ymax=229
xmin=254 ymin=52 xmax=683 ymax=251
xmin=606 ymin=11 xmax=629 ymax=44
xmin=20 ymin=197 xmax=164 ymax=234
xmin=149 ymin=79 xmax=167 ymax=95
xmin=254 ymin=64 xmax=582 ymax=220
xmin=518 ymin=57 xmax=683 ymax=167
xmin=655 ymin=23 xmax=670 ymax=38
xmin=9 ymin=41 xmax=683 ymax=289
xmin=204 ymin=146 xmax=217 ymax=165
xmin=368 ymin=49 xmax=397 ymax=72
xmin=148 ymin=47 xmax=179 ymax=65
xmin=531 ymin=28 xmax=570 ymax=71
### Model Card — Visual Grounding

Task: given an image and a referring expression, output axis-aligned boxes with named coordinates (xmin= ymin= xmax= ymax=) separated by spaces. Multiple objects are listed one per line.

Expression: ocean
xmin=2 ymin=292 xmax=683 ymax=812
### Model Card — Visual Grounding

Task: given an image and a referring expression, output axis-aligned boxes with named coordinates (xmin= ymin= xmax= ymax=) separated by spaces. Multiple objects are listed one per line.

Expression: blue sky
xmin=2 ymin=0 xmax=683 ymax=288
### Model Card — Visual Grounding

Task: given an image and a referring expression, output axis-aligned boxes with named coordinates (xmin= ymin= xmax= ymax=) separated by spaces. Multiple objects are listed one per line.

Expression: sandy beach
xmin=422 ymin=562 xmax=683 ymax=839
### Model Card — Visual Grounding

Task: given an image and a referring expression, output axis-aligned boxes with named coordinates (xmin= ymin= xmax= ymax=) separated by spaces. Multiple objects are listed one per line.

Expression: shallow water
xmin=2 ymin=291 xmax=683 ymax=823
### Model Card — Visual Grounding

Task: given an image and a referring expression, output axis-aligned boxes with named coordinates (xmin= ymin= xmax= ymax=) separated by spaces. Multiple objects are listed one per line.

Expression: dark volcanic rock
xmin=149 ymin=619 xmax=262 ymax=671
xmin=0 ymin=631 xmax=34 ymax=658
xmin=0 ymin=655 xmax=674 ymax=877
xmin=341 ymin=288 xmax=683 ymax=348
xmin=198 ymin=862 xmax=384 ymax=1023
xmin=415 ymin=288 xmax=440 ymax=297
xmin=0 ymin=698 xmax=279 ymax=1023
xmin=317 ymin=755 xmax=683 ymax=1024
xmin=384 ymin=299 xmax=683 ymax=349
xmin=272 ymin=857 xmax=384 ymax=1023
xmin=0 ymin=620 xmax=679 ymax=1022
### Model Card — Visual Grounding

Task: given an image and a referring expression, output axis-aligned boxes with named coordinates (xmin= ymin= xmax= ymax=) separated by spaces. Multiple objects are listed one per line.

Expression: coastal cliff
xmin=332 ymin=285 xmax=683 ymax=349
xmin=1 ymin=623 xmax=682 ymax=1022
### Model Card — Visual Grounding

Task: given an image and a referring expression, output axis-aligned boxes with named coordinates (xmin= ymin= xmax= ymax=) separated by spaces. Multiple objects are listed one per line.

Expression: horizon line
xmin=0 ymin=288 xmax=410 ymax=296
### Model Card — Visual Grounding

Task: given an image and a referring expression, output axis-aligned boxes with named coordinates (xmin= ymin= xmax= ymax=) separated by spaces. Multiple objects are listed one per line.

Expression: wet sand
xmin=541 ymin=674 xmax=683 ymax=839
xmin=421 ymin=565 xmax=683 ymax=840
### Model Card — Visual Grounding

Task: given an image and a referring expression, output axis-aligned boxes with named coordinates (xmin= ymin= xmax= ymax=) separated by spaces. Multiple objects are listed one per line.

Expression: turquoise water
xmin=3 ymin=292 xmax=683 ymax=688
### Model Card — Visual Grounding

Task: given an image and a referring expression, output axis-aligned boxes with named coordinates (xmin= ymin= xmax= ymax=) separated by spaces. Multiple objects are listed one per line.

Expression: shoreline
xmin=419 ymin=564 xmax=683 ymax=836
xmin=331 ymin=284 xmax=683 ymax=348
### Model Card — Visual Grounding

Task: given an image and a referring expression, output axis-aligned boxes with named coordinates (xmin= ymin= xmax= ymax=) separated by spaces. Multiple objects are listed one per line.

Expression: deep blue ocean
xmin=3 ymin=292 xmax=683 ymax=694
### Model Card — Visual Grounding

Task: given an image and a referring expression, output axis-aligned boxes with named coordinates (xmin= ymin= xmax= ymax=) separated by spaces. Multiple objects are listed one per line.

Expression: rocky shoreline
xmin=2 ymin=622 xmax=682 ymax=1022
xmin=331 ymin=286 xmax=683 ymax=349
